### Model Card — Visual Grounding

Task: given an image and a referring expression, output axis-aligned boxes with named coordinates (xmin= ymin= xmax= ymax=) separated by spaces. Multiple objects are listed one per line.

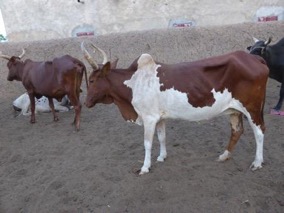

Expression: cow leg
xmin=22 ymin=99 xmax=32 ymax=116
xmin=156 ymin=120 xmax=167 ymax=162
xmin=73 ymin=104 xmax=81 ymax=130
xmin=247 ymin=115 xmax=265 ymax=170
xmin=48 ymin=97 xmax=59 ymax=121
xmin=67 ymin=94 xmax=81 ymax=131
xmin=273 ymin=83 xmax=284 ymax=111
xmin=28 ymin=93 xmax=36 ymax=123
xmin=140 ymin=117 xmax=158 ymax=175
xmin=218 ymin=113 xmax=244 ymax=161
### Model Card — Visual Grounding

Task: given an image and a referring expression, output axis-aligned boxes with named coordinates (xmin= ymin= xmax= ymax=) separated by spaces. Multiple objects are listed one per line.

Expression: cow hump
xmin=137 ymin=53 xmax=156 ymax=70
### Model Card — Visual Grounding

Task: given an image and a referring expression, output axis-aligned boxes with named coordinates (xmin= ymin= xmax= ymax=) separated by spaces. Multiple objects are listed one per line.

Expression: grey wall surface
xmin=0 ymin=0 xmax=283 ymax=42
xmin=0 ymin=21 xmax=283 ymax=99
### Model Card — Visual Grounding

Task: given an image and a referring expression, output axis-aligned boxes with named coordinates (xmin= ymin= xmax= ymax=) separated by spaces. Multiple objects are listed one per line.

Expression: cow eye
xmin=89 ymin=80 xmax=94 ymax=83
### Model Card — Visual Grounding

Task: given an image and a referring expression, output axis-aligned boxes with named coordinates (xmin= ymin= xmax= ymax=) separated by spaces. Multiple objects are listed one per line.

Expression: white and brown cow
xmin=82 ymin=43 xmax=269 ymax=175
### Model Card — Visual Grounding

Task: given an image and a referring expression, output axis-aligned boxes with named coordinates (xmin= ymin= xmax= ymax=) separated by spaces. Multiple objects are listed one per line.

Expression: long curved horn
xmin=81 ymin=41 xmax=99 ymax=70
xmin=18 ymin=48 xmax=25 ymax=59
xmin=90 ymin=43 xmax=108 ymax=64
xmin=0 ymin=52 xmax=11 ymax=60
xmin=264 ymin=37 xmax=272 ymax=45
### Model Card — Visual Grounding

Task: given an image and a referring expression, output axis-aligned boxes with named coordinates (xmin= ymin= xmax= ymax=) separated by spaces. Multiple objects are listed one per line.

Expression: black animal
xmin=247 ymin=37 xmax=284 ymax=111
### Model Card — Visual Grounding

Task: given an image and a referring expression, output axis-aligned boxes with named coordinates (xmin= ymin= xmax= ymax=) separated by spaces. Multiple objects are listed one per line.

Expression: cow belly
xmin=139 ymin=88 xmax=245 ymax=122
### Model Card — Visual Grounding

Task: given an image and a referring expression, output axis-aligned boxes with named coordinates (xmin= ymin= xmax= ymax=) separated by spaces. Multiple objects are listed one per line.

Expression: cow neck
xmin=16 ymin=60 xmax=25 ymax=81
xmin=107 ymin=69 xmax=138 ymax=122
xmin=261 ymin=47 xmax=272 ymax=68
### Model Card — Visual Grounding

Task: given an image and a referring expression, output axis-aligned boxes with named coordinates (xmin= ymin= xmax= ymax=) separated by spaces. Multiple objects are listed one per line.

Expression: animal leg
xmin=68 ymin=94 xmax=81 ymax=131
xmin=28 ymin=93 xmax=36 ymax=123
xmin=218 ymin=113 xmax=243 ymax=161
xmin=22 ymin=99 xmax=32 ymax=116
xmin=273 ymin=83 xmax=284 ymax=111
xmin=140 ymin=117 xmax=158 ymax=175
xmin=156 ymin=120 xmax=167 ymax=162
xmin=247 ymin=115 xmax=265 ymax=170
xmin=48 ymin=97 xmax=59 ymax=121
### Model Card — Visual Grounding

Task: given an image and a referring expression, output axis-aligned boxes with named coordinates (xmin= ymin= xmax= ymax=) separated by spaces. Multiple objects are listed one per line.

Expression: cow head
xmin=0 ymin=49 xmax=26 ymax=81
xmin=247 ymin=37 xmax=272 ymax=56
xmin=81 ymin=42 xmax=118 ymax=107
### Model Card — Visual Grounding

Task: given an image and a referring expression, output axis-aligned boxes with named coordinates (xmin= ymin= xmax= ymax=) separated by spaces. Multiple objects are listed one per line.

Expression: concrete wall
xmin=0 ymin=0 xmax=283 ymax=42
xmin=0 ymin=21 xmax=283 ymax=99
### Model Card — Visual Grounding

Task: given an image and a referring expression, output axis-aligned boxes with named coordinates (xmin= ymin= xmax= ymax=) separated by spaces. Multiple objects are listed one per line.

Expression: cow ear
xmin=100 ymin=61 xmax=111 ymax=77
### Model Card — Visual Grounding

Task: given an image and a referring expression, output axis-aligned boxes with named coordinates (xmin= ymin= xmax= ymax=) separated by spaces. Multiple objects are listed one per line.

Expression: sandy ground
xmin=0 ymin=77 xmax=283 ymax=213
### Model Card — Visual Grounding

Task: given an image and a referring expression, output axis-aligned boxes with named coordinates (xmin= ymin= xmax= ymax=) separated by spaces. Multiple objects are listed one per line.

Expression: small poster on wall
xmin=168 ymin=19 xmax=196 ymax=28
xmin=71 ymin=24 xmax=95 ymax=38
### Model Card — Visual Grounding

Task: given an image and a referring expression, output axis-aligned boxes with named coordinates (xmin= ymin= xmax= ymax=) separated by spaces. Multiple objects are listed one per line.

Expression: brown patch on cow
xmin=157 ymin=65 xmax=217 ymax=108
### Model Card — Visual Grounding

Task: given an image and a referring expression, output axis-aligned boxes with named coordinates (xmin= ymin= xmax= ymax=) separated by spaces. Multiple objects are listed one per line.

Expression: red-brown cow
xmin=0 ymin=49 xmax=88 ymax=131
xmin=82 ymin=43 xmax=269 ymax=175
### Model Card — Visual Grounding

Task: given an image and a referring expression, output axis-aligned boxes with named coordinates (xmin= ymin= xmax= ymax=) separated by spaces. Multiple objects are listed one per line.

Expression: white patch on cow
xmin=13 ymin=93 xmax=71 ymax=116
xmin=156 ymin=120 xmax=167 ymax=162
xmin=124 ymin=53 xmax=264 ymax=174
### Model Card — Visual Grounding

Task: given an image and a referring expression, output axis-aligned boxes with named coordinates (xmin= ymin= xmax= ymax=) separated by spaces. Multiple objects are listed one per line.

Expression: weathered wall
xmin=0 ymin=0 xmax=283 ymax=42
xmin=0 ymin=21 xmax=283 ymax=99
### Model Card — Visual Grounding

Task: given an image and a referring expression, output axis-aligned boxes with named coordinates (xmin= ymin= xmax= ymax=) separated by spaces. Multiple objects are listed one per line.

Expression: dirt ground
xmin=0 ymin=63 xmax=283 ymax=213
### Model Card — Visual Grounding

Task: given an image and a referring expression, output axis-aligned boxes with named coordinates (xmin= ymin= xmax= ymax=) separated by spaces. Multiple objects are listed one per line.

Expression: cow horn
xmin=81 ymin=41 xmax=99 ymax=70
xmin=264 ymin=37 xmax=272 ymax=45
xmin=18 ymin=48 xmax=25 ymax=59
xmin=0 ymin=52 xmax=11 ymax=60
xmin=90 ymin=43 xmax=108 ymax=65
xmin=253 ymin=37 xmax=259 ymax=43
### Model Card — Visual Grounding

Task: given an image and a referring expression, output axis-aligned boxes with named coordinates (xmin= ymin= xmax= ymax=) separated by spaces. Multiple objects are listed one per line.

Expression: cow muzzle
xmin=7 ymin=76 xmax=13 ymax=81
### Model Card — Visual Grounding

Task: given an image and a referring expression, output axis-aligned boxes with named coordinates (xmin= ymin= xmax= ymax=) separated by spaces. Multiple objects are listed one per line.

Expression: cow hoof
xmin=139 ymin=167 xmax=149 ymax=175
xmin=250 ymin=161 xmax=263 ymax=171
xmin=54 ymin=117 xmax=59 ymax=122
xmin=218 ymin=150 xmax=231 ymax=162
xmin=157 ymin=155 xmax=166 ymax=162
xmin=75 ymin=124 xmax=80 ymax=131
xmin=30 ymin=120 xmax=35 ymax=124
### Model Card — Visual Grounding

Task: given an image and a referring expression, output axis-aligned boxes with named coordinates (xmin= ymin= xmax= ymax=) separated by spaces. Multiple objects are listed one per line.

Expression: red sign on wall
xmin=258 ymin=16 xmax=278 ymax=22
xmin=76 ymin=31 xmax=94 ymax=37
xmin=172 ymin=23 xmax=193 ymax=28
